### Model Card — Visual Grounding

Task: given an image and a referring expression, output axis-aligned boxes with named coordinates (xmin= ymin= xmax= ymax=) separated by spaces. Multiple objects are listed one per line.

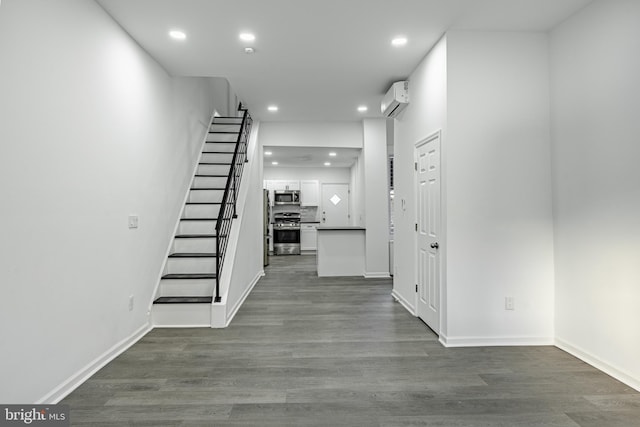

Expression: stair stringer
xmin=211 ymin=121 xmax=264 ymax=328
xmin=147 ymin=109 xmax=218 ymax=316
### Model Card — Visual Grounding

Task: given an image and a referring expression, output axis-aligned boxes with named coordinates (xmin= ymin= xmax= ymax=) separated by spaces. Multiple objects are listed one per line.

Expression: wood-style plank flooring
xmin=63 ymin=255 xmax=640 ymax=426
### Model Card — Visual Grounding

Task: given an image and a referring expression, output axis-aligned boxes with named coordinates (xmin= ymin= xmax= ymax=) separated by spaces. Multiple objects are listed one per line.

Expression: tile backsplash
xmin=300 ymin=206 xmax=319 ymax=222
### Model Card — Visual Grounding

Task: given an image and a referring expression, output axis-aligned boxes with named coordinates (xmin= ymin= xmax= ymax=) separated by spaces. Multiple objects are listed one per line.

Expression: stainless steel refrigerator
xmin=263 ymin=189 xmax=270 ymax=266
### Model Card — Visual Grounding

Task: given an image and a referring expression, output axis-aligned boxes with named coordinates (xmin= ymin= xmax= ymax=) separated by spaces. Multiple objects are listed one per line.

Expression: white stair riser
xmin=159 ymin=279 xmax=215 ymax=297
xmin=213 ymin=118 xmax=243 ymax=125
xmin=206 ymin=133 xmax=238 ymax=143
xmin=173 ymin=238 xmax=217 ymax=253
xmin=166 ymin=257 xmax=216 ymax=274
xmin=152 ymin=304 xmax=211 ymax=327
xmin=201 ymin=153 xmax=233 ymax=163
xmin=193 ymin=176 xmax=227 ymax=188
xmin=197 ymin=164 xmax=230 ymax=175
xmin=189 ymin=190 xmax=224 ymax=203
xmin=204 ymin=142 xmax=236 ymax=153
xmin=210 ymin=123 xmax=241 ymax=132
xmin=183 ymin=204 xmax=220 ymax=219
xmin=178 ymin=220 xmax=217 ymax=234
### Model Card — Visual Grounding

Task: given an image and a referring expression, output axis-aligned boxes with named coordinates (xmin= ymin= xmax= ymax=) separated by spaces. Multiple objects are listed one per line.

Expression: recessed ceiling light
xmin=239 ymin=33 xmax=255 ymax=42
xmin=392 ymin=36 xmax=408 ymax=47
xmin=264 ymin=151 xmax=272 ymax=156
xmin=244 ymin=47 xmax=255 ymax=54
xmin=329 ymin=152 xmax=337 ymax=157
xmin=268 ymin=105 xmax=278 ymax=112
xmin=324 ymin=162 xmax=331 ymax=166
xmin=271 ymin=161 xmax=278 ymax=166
xmin=169 ymin=30 xmax=186 ymax=40
xmin=357 ymin=106 xmax=368 ymax=112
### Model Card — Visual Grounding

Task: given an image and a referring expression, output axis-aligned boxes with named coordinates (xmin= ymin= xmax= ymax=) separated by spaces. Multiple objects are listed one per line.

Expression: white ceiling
xmin=263 ymin=146 xmax=361 ymax=169
xmin=97 ymin=0 xmax=592 ymax=123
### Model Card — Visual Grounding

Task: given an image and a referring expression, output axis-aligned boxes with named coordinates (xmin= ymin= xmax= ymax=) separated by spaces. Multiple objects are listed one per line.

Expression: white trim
xmin=38 ymin=322 xmax=152 ymax=404
xmin=391 ymin=289 xmax=416 ymax=316
xmin=440 ymin=335 xmax=554 ymax=348
xmin=225 ymin=271 xmax=264 ymax=326
xmin=148 ymin=108 xmax=219 ymax=307
xmin=364 ymin=272 xmax=391 ymax=279
xmin=555 ymin=338 xmax=640 ymax=392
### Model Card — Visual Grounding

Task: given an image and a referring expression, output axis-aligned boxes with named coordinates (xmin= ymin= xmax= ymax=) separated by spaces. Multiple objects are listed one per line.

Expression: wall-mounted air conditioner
xmin=381 ymin=81 xmax=409 ymax=118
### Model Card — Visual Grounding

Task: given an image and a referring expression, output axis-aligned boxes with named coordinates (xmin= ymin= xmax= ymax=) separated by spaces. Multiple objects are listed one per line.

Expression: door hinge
xmin=414 ymin=162 xmax=417 ymax=171
xmin=415 ymin=223 xmax=418 ymax=232
xmin=415 ymin=284 xmax=418 ymax=292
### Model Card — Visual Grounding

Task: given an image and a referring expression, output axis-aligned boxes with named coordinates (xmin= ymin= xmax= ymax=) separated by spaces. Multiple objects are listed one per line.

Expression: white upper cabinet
xmin=300 ymin=180 xmax=319 ymax=206
xmin=264 ymin=180 xmax=300 ymax=191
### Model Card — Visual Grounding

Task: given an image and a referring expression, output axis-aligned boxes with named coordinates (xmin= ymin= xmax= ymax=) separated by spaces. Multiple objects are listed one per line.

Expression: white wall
xmin=363 ymin=119 xmax=390 ymax=277
xmin=550 ymin=0 xmax=640 ymax=389
xmin=263 ymin=167 xmax=351 ymax=184
xmin=259 ymin=121 xmax=364 ymax=148
xmin=222 ymin=123 xmax=265 ymax=324
xmin=445 ymin=31 xmax=555 ymax=345
xmin=350 ymin=151 xmax=366 ymax=227
xmin=0 ymin=0 xmax=223 ymax=403
xmin=393 ymin=36 xmax=448 ymax=318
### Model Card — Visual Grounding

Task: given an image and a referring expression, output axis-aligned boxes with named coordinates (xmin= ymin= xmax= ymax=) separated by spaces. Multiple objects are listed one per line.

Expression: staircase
xmin=152 ymin=109 xmax=251 ymax=327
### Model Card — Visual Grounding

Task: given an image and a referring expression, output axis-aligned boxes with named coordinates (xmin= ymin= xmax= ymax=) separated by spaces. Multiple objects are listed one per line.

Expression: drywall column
xmin=363 ymin=119 xmax=390 ymax=277
xmin=445 ymin=31 xmax=554 ymax=345
xmin=550 ymin=0 xmax=640 ymax=390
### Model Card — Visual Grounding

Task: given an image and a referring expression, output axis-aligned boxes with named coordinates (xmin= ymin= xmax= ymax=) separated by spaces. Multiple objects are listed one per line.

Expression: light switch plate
xmin=128 ymin=215 xmax=139 ymax=229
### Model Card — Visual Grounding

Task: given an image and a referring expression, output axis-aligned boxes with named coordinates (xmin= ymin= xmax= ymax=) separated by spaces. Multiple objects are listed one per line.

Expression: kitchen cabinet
xmin=266 ymin=180 xmax=300 ymax=191
xmin=300 ymin=223 xmax=318 ymax=251
xmin=300 ymin=180 xmax=319 ymax=206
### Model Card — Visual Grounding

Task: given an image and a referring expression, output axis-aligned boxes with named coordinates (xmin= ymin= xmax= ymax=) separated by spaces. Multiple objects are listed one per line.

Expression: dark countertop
xmin=317 ymin=226 xmax=366 ymax=230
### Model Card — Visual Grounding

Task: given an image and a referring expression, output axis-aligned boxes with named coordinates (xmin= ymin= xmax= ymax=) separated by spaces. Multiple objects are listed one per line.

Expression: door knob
xmin=430 ymin=243 xmax=439 ymax=249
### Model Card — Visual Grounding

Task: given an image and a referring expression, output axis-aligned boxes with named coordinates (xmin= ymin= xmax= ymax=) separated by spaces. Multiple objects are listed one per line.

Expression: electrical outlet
xmin=128 ymin=215 xmax=139 ymax=229
xmin=505 ymin=296 xmax=515 ymax=311
xmin=129 ymin=295 xmax=134 ymax=311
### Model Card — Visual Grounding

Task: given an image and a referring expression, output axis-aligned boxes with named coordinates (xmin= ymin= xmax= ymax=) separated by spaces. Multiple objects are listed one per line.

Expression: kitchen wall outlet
xmin=129 ymin=295 xmax=134 ymax=311
xmin=505 ymin=296 xmax=515 ymax=311
xmin=128 ymin=215 xmax=139 ymax=229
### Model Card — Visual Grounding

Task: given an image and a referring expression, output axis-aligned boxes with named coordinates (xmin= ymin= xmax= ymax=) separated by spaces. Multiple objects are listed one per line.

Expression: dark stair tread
xmin=162 ymin=273 xmax=216 ymax=280
xmin=185 ymin=202 xmax=222 ymax=205
xmin=208 ymin=131 xmax=240 ymax=134
xmin=195 ymin=174 xmax=227 ymax=177
xmin=180 ymin=218 xmax=218 ymax=221
xmin=168 ymin=253 xmax=217 ymax=258
xmin=154 ymin=296 xmax=213 ymax=304
xmin=203 ymin=150 xmax=234 ymax=153
xmin=175 ymin=234 xmax=216 ymax=239
xmin=190 ymin=187 xmax=225 ymax=190
xmin=198 ymin=162 xmax=232 ymax=165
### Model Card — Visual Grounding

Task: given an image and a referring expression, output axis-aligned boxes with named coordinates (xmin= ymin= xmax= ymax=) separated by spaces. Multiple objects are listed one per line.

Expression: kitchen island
xmin=316 ymin=226 xmax=366 ymax=277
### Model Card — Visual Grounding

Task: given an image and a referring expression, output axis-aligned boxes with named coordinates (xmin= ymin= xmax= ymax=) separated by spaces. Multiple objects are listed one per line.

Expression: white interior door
xmin=415 ymin=133 xmax=441 ymax=333
xmin=321 ymin=183 xmax=350 ymax=226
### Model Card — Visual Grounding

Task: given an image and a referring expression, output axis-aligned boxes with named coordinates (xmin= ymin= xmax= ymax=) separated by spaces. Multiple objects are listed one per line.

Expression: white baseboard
xmin=391 ymin=289 xmax=416 ymax=316
xmin=38 ymin=322 xmax=152 ymax=404
xmin=365 ymin=272 xmax=391 ymax=279
xmin=225 ymin=271 xmax=263 ymax=326
xmin=555 ymin=337 xmax=640 ymax=392
xmin=211 ymin=271 xmax=264 ymax=328
xmin=440 ymin=335 xmax=554 ymax=347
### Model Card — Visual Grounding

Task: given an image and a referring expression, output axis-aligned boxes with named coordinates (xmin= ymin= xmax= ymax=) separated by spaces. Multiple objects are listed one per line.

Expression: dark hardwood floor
xmin=63 ymin=255 xmax=640 ymax=426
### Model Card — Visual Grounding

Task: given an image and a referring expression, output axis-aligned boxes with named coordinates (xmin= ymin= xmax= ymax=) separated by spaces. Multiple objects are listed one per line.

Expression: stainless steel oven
xmin=273 ymin=212 xmax=301 ymax=255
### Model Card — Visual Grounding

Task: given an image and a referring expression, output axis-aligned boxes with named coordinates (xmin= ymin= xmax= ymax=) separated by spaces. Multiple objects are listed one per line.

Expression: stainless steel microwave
xmin=274 ymin=190 xmax=300 ymax=205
